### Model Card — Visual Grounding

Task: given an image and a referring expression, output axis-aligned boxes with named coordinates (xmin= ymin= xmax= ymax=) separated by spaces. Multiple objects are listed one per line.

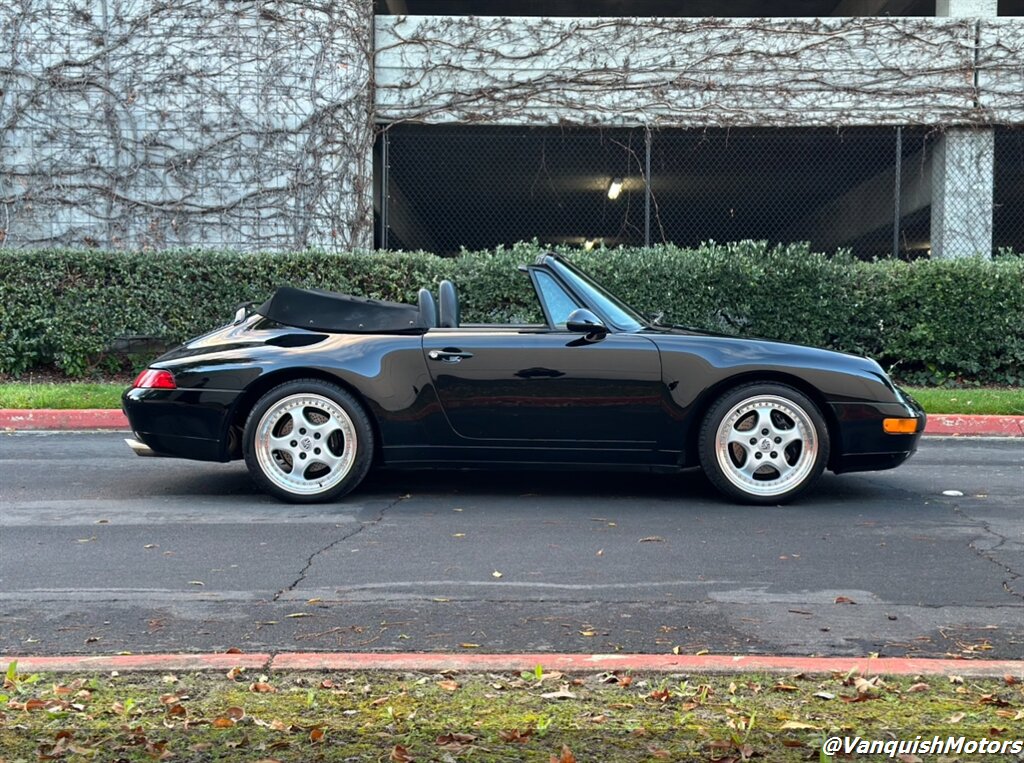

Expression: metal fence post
xmin=892 ymin=126 xmax=902 ymax=258
xmin=644 ymin=126 xmax=652 ymax=248
xmin=381 ymin=129 xmax=390 ymax=251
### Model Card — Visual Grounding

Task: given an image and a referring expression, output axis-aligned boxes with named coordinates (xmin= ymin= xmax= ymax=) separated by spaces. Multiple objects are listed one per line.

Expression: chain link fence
xmin=378 ymin=124 xmax=1024 ymax=258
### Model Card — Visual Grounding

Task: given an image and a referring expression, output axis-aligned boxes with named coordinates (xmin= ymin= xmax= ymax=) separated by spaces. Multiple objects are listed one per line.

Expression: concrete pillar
xmin=935 ymin=0 xmax=997 ymax=15
xmin=931 ymin=129 xmax=994 ymax=259
xmin=932 ymin=0 xmax=997 ymax=259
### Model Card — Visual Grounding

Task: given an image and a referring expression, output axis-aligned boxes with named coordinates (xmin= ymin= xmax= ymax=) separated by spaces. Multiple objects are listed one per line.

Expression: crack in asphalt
xmin=953 ymin=502 xmax=1024 ymax=602
xmin=271 ymin=493 xmax=410 ymax=602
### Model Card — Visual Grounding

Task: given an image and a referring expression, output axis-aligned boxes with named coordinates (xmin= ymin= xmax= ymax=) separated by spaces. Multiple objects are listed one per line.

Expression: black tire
xmin=698 ymin=382 xmax=830 ymax=505
xmin=242 ymin=378 xmax=374 ymax=503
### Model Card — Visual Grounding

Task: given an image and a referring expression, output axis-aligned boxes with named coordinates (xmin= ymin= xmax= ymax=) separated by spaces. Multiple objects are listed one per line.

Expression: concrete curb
xmin=924 ymin=413 xmax=1024 ymax=437
xmin=1 ymin=408 xmax=129 ymax=430
xmin=2 ymin=652 xmax=1022 ymax=678
xmin=2 ymin=409 xmax=1023 ymax=437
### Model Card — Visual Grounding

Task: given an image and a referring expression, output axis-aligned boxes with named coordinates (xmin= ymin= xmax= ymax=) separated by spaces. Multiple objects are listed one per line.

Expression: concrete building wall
xmin=0 ymin=0 xmax=374 ymax=251
xmin=376 ymin=15 xmax=998 ymax=127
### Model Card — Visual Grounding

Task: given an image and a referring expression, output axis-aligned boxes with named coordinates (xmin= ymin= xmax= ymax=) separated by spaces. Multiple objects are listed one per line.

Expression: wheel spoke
xmin=726 ymin=427 xmax=752 ymax=447
xmin=308 ymin=449 xmax=342 ymax=473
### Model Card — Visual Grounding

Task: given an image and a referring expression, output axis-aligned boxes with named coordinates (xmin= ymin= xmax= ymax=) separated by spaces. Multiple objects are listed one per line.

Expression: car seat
xmin=417 ymin=288 xmax=438 ymax=328
xmin=439 ymin=280 xmax=460 ymax=328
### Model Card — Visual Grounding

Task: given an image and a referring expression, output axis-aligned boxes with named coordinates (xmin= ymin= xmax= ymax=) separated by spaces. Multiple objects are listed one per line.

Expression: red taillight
xmin=132 ymin=369 xmax=176 ymax=389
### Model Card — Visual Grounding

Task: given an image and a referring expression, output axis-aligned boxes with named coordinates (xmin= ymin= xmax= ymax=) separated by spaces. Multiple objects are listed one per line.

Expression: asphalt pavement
xmin=1 ymin=432 xmax=1021 ymax=658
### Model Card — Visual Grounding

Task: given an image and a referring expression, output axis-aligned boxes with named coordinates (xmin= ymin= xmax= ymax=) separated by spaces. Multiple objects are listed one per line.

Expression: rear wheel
xmin=242 ymin=379 xmax=373 ymax=503
xmin=698 ymin=382 xmax=829 ymax=505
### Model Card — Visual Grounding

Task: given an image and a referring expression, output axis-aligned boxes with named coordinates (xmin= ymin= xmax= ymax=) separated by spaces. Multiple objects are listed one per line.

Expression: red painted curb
xmin=924 ymin=413 xmax=1024 ymax=437
xmin=1 ymin=409 xmax=1022 ymax=436
xmin=269 ymin=653 xmax=1024 ymax=678
xmin=2 ymin=652 xmax=1021 ymax=678
xmin=0 ymin=653 xmax=270 ymax=672
xmin=0 ymin=408 xmax=129 ymax=430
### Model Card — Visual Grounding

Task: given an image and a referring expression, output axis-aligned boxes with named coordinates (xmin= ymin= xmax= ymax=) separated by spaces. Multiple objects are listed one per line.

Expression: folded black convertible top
xmin=258 ymin=286 xmax=427 ymax=334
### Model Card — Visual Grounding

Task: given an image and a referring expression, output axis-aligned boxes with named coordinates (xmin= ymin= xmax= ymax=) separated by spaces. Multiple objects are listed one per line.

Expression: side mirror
xmin=565 ymin=308 xmax=608 ymax=337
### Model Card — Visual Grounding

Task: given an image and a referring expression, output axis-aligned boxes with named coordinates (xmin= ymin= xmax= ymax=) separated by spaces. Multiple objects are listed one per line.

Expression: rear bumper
xmin=122 ymin=387 xmax=241 ymax=462
xmin=829 ymin=390 xmax=926 ymax=474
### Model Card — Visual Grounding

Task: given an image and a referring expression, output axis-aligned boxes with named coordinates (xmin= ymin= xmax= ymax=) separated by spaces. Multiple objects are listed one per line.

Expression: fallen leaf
xmin=435 ymin=732 xmax=476 ymax=750
xmin=226 ymin=666 xmax=244 ymax=680
xmin=780 ymin=720 xmax=819 ymax=730
xmin=438 ymin=680 xmax=459 ymax=692
xmin=499 ymin=728 xmax=533 ymax=743
xmin=459 ymin=643 xmax=480 ymax=649
xmin=638 ymin=536 xmax=664 ymax=543
xmin=225 ymin=706 xmax=245 ymax=721
xmin=773 ymin=683 xmax=799 ymax=692
xmin=390 ymin=744 xmax=414 ymax=762
xmin=225 ymin=647 xmax=242 ymax=655
xmin=492 ymin=570 xmax=503 ymax=579
xmin=908 ymin=682 xmax=930 ymax=692
xmin=813 ymin=691 xmax=835 ymax=700
xmin=188 ymin=580 xmax=205 ymax=586
xmin=310 ymin=726 xmax=325 ymax=744
xmin=579 ymin=630 xmax=597 ymax=637
xmin=144 ymin=544 xmax=158 ymax=549
xmin=306 ymin=598 xmax=322 ymax=604
xmin=211 ymin=716 xmax=235 ymax=728
xmin=834 ymin=595 xmax=856 ymax=604
xmin=551 ymin=744 xmax=576 ymax=763
xmin=249 ymin=682 xmax=277 ymax=693
xmin=947 ymin=712 xmax=966 ymax=723
xmin=649 ymin=689 xmax=671 ymax=702
xmin=285 ymin=612 xmax=312 ymax=618
xmin=1004 ymin=674 xmax=1017 ymax=686
xmin=541 ymin=687 xmax=577 ymax=700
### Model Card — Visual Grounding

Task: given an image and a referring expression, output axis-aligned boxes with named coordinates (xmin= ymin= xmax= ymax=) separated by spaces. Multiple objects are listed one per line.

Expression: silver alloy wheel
xmin=253 ymin=393 xmax=357 ymax=496
xmin=714 ymin=394 xmax=818 ymax=498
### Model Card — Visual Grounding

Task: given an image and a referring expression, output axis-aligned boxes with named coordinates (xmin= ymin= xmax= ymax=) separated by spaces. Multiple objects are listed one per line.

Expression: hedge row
xmin=1 ymin=242 xmax=1021 ymax=385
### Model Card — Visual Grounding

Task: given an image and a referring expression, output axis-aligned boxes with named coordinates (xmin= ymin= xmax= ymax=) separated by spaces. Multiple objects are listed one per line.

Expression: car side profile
xmin=123 ymin=253 xmax=925 ymax=504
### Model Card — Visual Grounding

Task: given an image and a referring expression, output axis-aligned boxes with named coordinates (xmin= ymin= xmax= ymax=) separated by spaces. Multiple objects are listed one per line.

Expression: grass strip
xmin=905 ymin=386 xmax=1024 ymax=416
xmin=0 ymin=383 xmax=125 ymax=410
xmin=0 ymin=382 xmax=1022 ymax=416
xmin=1 ymin=665 xmax=1021 ymax=761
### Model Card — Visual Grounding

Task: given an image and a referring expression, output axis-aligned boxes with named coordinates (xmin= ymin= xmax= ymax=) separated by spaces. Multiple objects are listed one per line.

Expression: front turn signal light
xmin=883 ymin=417 xmax=918 ymax=434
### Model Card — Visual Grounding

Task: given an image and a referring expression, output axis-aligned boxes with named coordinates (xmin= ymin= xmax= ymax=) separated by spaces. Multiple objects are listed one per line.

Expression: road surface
xmin=1 ymin=432 xmax=1021 ymax=658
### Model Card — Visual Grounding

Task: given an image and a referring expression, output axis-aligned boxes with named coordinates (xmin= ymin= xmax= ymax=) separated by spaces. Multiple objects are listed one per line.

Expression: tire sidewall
xmin=242 ymin=379 xmax=374 ymax=503
xmin=699 ymin=382 xmax=830 ymax=505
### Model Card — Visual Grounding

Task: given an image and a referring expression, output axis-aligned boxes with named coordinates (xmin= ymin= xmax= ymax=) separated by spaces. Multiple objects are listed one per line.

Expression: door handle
xmin=428 ymin=349 xmax=474 ymax=363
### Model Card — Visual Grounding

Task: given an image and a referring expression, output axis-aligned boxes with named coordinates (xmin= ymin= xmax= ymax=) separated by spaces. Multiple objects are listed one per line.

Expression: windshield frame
xmin=545 ymin=255 xmax=647 ymax=332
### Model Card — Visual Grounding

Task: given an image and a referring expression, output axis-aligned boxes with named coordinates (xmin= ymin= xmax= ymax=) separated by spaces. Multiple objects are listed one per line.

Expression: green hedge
xmin=1 ymin=242 xmax=1021 ymax=386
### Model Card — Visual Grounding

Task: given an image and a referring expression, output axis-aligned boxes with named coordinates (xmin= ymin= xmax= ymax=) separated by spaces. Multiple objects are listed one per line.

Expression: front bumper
xmin=829 ymin=389 xmax=926 ymax=474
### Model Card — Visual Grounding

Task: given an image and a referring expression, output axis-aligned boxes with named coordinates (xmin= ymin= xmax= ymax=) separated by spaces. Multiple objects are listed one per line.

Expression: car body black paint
xmin=123 ymin=254 xmax=924 ymax=478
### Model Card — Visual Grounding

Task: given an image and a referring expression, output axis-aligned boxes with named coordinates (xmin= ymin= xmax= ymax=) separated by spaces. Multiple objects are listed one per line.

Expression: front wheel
xmin=698 ymin=382 xmax=830 ymax=505
xmin=242 ymin=379 xmax=374 ymax=503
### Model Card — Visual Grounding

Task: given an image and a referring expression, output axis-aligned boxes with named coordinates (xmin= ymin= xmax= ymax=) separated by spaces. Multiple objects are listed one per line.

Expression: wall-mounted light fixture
xmin=607 ymin=178 xmax=623 ymax=200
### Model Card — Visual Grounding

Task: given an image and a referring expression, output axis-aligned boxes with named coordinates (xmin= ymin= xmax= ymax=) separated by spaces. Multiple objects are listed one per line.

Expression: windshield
xmin=549 ymin=257 xmax=646 ymax=331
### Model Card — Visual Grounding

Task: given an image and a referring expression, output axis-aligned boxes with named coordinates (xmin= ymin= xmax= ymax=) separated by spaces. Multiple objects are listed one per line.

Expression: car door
xmin=421 ymin=270 xmax=666 ymax=449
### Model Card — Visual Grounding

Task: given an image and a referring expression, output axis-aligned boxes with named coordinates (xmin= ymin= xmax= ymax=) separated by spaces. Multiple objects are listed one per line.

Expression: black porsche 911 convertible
xmin=123 ymin=253 xmax=925 ymax=504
